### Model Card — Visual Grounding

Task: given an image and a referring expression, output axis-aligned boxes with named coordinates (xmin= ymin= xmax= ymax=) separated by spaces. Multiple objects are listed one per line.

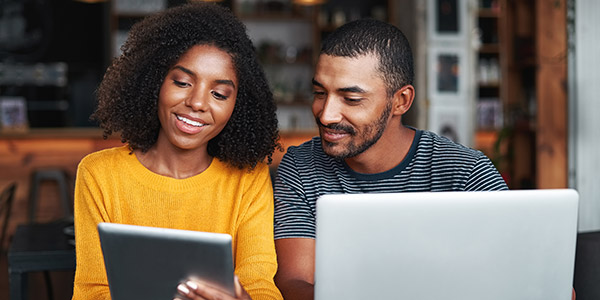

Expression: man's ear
xmin=391 ymin=85 xmax=415 ymax=116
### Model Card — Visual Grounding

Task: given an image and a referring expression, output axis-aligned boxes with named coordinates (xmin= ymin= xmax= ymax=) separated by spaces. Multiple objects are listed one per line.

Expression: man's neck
xmin=344 ymin=126 xmax=416 ymax=174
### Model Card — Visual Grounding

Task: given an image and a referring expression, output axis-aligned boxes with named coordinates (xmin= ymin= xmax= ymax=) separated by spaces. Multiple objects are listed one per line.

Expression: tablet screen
xmin=97 ymin=222 xmax=235 ymax=300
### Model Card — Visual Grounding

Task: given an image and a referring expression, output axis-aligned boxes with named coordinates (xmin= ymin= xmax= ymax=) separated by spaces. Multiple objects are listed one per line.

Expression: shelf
xmin=478 ymin=83 xmax=501 ymax=89
xmin=0 ymin=127 xmax=112 ymax=139
xmin=478 ymin=44 xmax=500 ymax=53
xmin=318 ymin=25 xmax=339 ymax=33
xmin=238 ymin=12 xmax=313 ymax=22
xmin=477 ymin=9 xmax=499 ymax=18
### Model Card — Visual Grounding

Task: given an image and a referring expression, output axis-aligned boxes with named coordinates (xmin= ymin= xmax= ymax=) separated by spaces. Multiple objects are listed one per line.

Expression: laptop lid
xmin=314 ymin=189 xmax=579 ymax=300
xmin=98 ymin=223 xmax=235 ymax=300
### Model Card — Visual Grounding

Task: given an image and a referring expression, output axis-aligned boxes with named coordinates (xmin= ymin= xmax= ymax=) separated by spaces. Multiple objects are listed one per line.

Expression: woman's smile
xmin=175 ymin=113 xmax=207 ymax=134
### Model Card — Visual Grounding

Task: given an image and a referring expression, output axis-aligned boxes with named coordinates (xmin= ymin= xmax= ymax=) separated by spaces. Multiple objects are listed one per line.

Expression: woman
xmin=72 ymin=3 xmax=282 ymax=300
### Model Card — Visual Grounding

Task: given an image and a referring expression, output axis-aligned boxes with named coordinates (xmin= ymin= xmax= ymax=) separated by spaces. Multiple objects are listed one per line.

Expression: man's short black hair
xmin=320 ymin=19 xmax=414 ymax=97
xmin=93 ymin=3 xmax=280 ymax=169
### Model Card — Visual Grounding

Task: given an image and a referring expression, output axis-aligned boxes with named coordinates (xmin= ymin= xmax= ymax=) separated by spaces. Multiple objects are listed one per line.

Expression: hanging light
xmin=293 ymin=0 xmax=326 ymax=5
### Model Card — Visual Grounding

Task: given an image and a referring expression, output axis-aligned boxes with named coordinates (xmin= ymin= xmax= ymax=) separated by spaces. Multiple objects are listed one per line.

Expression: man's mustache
xmin=315 ymin=118 xmax=356 ymax=135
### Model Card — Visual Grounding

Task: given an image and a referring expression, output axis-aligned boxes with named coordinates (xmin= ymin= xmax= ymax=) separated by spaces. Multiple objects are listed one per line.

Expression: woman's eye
xmin=211 ymin=91 xmax=227 ymax=100
xmin=173 ymin=80 xmax=190 ymax=87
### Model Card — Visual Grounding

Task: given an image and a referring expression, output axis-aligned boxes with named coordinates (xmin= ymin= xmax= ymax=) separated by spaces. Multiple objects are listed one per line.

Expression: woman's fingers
xmin=176 ymin=278 xmax=250 ymax=300
xmin=234 ymin=276 xmax=243 ymax=298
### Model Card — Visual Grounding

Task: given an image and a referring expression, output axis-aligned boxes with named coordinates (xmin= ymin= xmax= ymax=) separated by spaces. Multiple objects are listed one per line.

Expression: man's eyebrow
xmin=312 ymin=78 xmax=323 ymax=88
xmin=338 ymin=86 xmax=366 ymax=93
xmin=312 ymin=78 xmax=367 ymax=94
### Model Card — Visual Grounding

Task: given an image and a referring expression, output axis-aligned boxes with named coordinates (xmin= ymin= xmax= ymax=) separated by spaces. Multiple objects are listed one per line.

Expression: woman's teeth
xmin=177 ymin=115 xmax=205 ymax=127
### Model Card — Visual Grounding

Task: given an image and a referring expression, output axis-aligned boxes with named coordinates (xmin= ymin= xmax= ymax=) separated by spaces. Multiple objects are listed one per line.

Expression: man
xmin=272 ymin=19 xmax=508 ymax=300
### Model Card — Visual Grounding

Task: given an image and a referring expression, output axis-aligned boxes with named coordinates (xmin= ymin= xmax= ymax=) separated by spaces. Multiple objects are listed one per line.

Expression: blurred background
xmin=0 ymin=0 xmax=599 ymax=299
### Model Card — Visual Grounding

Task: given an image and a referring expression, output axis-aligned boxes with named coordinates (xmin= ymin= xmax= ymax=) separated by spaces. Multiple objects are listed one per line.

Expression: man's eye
xmin=345 ymin=98 xmax=363 ymax=103
xmin=313 ymin=91 xmax=326 ymax=98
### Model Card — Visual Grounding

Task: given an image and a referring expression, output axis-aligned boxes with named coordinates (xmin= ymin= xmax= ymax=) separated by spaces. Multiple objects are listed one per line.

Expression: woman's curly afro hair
xmin=92 ymin=3 xmax=281 ymax=170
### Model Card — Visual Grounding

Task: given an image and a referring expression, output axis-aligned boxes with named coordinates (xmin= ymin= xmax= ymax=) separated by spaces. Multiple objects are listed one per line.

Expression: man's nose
xmin=316 ymin=97 xmax=343 ymax=126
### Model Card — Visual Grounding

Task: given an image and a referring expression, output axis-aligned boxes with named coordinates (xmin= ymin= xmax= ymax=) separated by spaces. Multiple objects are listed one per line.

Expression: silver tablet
xmin=98 ymin=222 xmax=235 ymax=300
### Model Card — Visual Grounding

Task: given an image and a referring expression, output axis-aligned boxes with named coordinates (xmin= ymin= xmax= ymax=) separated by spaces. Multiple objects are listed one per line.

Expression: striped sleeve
xmin=464 ymin=153 xmax=508 ymax=191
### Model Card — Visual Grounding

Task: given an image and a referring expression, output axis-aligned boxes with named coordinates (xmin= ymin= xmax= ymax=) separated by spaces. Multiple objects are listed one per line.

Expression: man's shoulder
xmin=417 ymin=130 xmax=485 ymax=159
xmin=277 ymin=136 xmax=343 ymax=181
xmin=286 ymin=136 xmax=321 ymax=152
xmin=416 ymin=130 xmax=507 ymax=191
xmin=283 ymin=136 xmax=331 ymax=162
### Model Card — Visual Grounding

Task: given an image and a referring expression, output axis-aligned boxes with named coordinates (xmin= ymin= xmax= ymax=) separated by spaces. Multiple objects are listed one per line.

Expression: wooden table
xmin=7 ymin=220 xmax=75 ymax=300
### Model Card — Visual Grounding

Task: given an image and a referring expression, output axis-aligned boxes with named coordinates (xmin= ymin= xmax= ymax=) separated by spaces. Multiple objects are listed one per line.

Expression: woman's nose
xmin=184 ymin=87 xmax=209 ymax=111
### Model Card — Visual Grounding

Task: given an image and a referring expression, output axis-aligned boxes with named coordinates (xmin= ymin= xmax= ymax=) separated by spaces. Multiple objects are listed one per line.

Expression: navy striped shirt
xmin=273 ymin=129 xmax=508 ymax=239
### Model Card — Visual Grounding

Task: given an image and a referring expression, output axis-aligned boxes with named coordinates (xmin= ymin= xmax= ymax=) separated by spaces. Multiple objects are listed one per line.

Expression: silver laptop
xmin=314 ymin=189 xmax=579 ymax=300
xmin=98 ymin=223 xmax=235 ymax=300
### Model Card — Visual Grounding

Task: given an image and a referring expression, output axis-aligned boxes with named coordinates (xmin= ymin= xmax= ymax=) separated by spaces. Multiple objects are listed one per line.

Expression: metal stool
xmin=1 ymin=182 xmax=17 ymax=251
xmin=23 ymin=169 xmax=73 ymax=300
xmin=28 ymin=168 xmax=72 ymax=223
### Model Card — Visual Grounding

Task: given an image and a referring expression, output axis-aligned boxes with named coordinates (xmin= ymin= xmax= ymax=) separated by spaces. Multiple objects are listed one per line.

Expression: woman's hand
xmin=175 ymin=276 xmax=251 ymax=300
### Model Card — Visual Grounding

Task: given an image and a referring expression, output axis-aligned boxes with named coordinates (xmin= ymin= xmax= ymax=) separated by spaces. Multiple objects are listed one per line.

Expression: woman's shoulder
xmin=214 ymin=158 xmax=270 ymax=176
xmin=79 ymin=145 xmax=131 ymax=168
xmin=209 ymin=160 xmax=272 ymax=190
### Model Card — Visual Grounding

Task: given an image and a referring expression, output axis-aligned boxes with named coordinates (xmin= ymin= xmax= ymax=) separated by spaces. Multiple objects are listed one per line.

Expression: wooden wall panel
xmin=536 ymin=0 xmax=568 ymax=188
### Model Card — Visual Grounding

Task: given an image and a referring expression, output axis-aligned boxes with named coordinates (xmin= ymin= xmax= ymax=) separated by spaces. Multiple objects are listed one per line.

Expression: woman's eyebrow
xmin=215 ymin=79 xmax=236 ymax=89
xmin=172 ymin=66 xmax=236 ymax=88
xmin=172 ymin=65 xmax=195 ymax=77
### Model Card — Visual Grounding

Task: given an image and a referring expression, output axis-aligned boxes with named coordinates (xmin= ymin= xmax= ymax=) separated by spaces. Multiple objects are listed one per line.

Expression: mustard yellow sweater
xmin=72 ymin=146 xmax=282 ymax=300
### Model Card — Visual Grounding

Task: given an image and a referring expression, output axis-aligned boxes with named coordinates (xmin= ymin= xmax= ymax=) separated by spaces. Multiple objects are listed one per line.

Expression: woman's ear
xmin=391 ymin=85 xmax=415 ymax=116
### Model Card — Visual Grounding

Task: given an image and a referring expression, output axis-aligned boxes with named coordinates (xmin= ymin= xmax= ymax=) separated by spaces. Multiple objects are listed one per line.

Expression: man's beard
xmin=317 ymin=100 xmax=392 ymax=159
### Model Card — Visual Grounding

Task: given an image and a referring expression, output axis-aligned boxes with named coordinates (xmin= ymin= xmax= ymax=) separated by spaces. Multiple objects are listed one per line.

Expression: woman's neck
xmin=134 ymin=142 xmax=213 ymax=179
